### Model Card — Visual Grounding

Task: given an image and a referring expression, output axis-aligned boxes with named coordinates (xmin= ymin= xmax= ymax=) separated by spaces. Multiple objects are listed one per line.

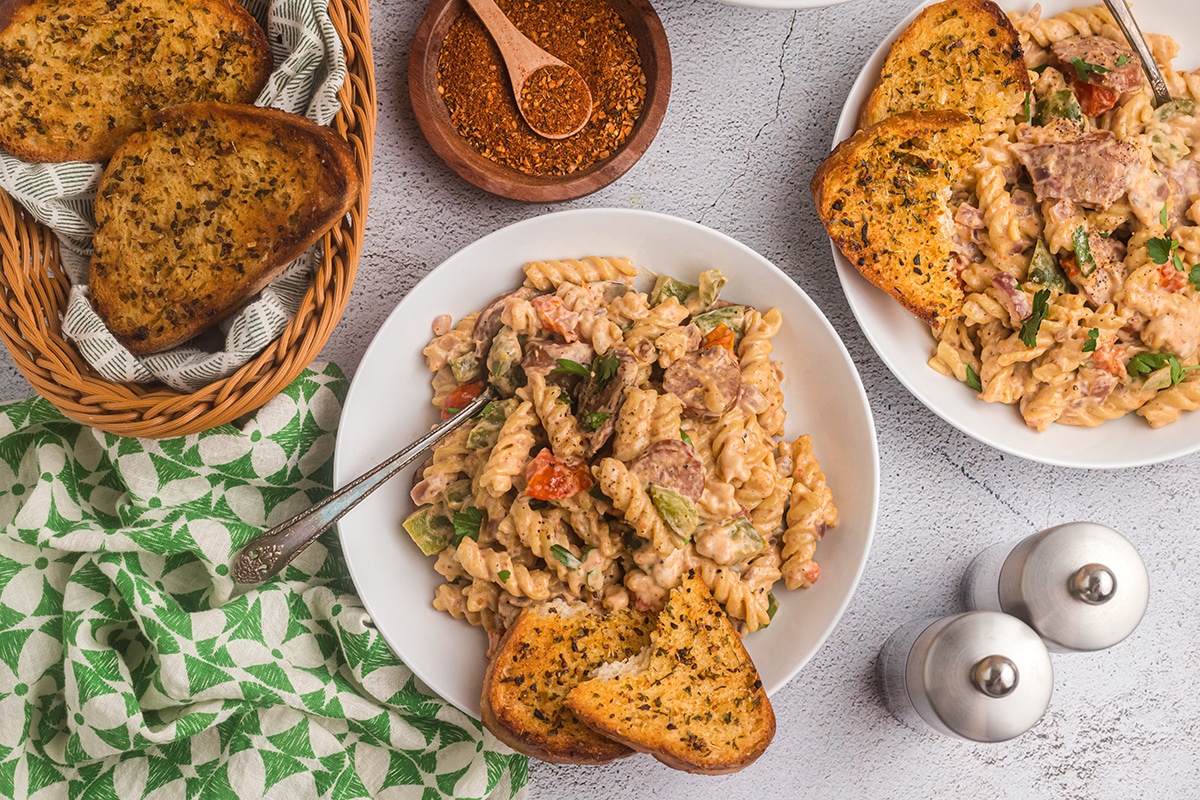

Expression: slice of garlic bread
xmin=89 ymin=102 xmax=359 ymax=355
xmin=566 ymin=574 xmax=775 ymax=775
xmin=482 ymin=600 xmax=653 ymax=764
xmin=811 ymin=109 xmax=979 ymax=327
xmin=0 ymin=0 xmax=271 ymax=162
xmin=860 ymin=0 xmax=1029 ymax=128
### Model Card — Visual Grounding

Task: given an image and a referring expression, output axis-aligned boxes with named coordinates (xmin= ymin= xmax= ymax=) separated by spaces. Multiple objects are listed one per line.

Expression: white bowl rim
xmin=334 ymin=207 xmax=880 ymax=716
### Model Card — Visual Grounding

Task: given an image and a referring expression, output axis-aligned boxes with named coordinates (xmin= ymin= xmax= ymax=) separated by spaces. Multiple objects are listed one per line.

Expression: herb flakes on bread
xmin=89 ymin=101 xmax=359 ymax=356
xmin=566 ymin=574 xmax=775 ymax=775
xmin=811 ymin=109 xmax=980 ymax=327
xmin=482 ymin=600 xmax=653 ymax=764
xmin=0 ymin=0 xmax=272 ymax=163
xmin=859 ymin=0 xmax=1028 ymax=128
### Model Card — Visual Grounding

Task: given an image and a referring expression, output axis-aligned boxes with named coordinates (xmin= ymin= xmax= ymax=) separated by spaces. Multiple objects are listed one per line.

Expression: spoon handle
xmin=231 ymin=385 xmax=496 ymax=584
xmin=1102 ymin=0 xmax=1172 ymax=106
xmin=464 ymin=0 xmax=556 ymax=86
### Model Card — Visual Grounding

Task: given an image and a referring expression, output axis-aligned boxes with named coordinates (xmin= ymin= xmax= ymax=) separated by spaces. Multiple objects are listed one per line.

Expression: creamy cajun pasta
xmin=405 ymin=256 xmax=837 ymax=647
xmin=927 ymin=3 xmax=1200 ymax=429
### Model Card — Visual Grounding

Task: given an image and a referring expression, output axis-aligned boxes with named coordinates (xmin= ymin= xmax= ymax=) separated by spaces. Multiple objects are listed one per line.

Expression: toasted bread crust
xmin=812 ymin=109 xmax=979 ymax=327
xmin=0 ymin=0 xmax=271 ymax=163
xmin=566 ymin=575 xmax=775 ymax=775
xmin=481 ymin=601 xmax=652 ymax=764
xmin=860 ymin=0 xmax=1028 ymax=128
xmin=89 ymin=101 xmax=360 ymax=355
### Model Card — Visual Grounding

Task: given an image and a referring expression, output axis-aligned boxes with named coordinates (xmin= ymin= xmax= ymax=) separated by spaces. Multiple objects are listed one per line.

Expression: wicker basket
xmin=0 ymin=0 xmax=376 ymax=438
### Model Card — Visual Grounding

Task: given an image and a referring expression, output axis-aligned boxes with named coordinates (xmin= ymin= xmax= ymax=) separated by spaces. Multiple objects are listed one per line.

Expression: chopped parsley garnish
xmin=1127 ymin=352 xmax=1200 ymax=385
xmin=1160 ymin=204 xmax=1170 ymax=229
xmin=1070 ymin=56 xmax=1112 ymax=82
xmin=443 ymin=407 xmax=460 ymax=416
xmin=965 ymin=363 xmax=982 ymax=392
xmin=1031 ymin=64 xmax=1049 ymax=75
xmin=1147 ymin=236 xmax=1184 ymax=271
xmin=581 ymin=411 xmax=612 ymax=432
xmin=680 ymin=429 xmax=693 ymax=446
xmin=1020 ymin=289 xmax=1051 ymax=348
xmin=1190 ymin=265 xmax=1200 ymax=291
xmin=452 ymin=507 xmax=483 ymax=544
xmin=1073 ymin=226 xmax=1096 ymax=276
xmin=766 ymin=592 xmax=779 ymax=622
xmin=497 ymin=569 xmax=511 ymax=583
xmin=1083 ymin=327 xmax=1099 ymax=353
xmin=1116 ymin=54 xmax=1131 ymax=67
xmin=592 ymin=350 xmax=619 ymax=389
xmin=550 ymin=544 xmax=581 ymax=569
xmin=1024 ymin=91 xmax=1032 ymax=123
xmin=551 ymin=358 xmax=590 ymax=378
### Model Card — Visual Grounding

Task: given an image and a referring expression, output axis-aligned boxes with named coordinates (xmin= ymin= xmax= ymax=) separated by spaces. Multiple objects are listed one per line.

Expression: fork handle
xmin=231 ymin=386 xmax=496 ymax=584
xmin=1102 ymin=0 xmax=1172 ymax=107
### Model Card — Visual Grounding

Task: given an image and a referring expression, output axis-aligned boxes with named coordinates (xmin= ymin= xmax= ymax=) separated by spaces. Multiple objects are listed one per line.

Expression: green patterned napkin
xmin=0 ymin=363 xmax=527 ymax=799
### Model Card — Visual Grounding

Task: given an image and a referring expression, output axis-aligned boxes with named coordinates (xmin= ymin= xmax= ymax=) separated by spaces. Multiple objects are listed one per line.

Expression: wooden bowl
xmin=409 ymin=0 xmax=671 ymax=203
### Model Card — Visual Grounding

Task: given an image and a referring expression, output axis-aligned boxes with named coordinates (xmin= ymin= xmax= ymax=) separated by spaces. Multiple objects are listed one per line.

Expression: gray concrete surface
xmin=2 ymin=0 xmax=1197 ymax=797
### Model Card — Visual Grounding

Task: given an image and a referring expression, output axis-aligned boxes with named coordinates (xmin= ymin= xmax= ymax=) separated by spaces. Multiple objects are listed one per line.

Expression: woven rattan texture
xmin=0 ymin=0 xmax=376 ymax=438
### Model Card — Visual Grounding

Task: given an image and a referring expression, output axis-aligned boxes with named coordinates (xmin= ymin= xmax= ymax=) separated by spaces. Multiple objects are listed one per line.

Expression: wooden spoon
xmin=463 ymin=0 xmax=593 ymax=139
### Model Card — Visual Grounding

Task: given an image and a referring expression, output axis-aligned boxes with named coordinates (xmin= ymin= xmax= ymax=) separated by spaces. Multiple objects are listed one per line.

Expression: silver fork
xmin=1102 ymin=0 xmax=1172 ymax=106
xmin=231 ymin=386 xmax=496 ymax=584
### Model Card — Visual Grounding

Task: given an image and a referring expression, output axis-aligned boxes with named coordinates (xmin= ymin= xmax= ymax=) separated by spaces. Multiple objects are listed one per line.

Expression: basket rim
xmin=0 ymin=0 xmax=376 ymax=438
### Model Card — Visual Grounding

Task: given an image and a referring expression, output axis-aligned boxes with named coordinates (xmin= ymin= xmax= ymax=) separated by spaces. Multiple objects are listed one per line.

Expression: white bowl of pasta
xmin=334 ymin=208 xmax=878 ymax=717
xmin=829 ymin=0 xmax=1200 ymax=468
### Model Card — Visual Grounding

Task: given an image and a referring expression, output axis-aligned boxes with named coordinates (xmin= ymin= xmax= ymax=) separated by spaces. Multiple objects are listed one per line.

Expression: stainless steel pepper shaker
xmin=877 ymin=611 xmax=1054 ymax=742
xmin=961 ymin=522 xmax=1149 ymax=653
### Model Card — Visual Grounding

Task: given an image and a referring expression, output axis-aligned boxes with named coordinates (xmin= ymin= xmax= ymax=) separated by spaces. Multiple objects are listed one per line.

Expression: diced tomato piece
xmin=530 ymin=294 xmax=579 ymax=342
xmin=803 ymin=561 xmax=821 ymax=585
xmin=1092 ymin=342 xmax=1126 ymax=378
xmin=701 ymin=322 xmax=735 ymax=351
xmin=1071 ymin=79 xmax=1119 ymax=117
xmin=441 ymin=380 xmax=484 ymax=420
xmin=1158 ymin=261 xmax=1188 ymax=292
xmin=524 ymin=448 xmax=592 ymax=500
xmin=1060 ymin=252 xmax=1080 ymax=280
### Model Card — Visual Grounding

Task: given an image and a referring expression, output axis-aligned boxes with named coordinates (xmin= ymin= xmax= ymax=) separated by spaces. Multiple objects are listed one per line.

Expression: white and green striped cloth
xmin=0 ymin=0 xmax=349 ymax=393
xmin=0 ymin=363 xmax=528 ymax=798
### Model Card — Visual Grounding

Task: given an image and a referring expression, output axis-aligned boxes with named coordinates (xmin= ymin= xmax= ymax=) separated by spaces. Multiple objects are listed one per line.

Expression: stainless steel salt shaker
xmin=961 ymin=522 xmax=1149 ymax=653
xmin=877 ymin=611 xmax=1053 ymax=742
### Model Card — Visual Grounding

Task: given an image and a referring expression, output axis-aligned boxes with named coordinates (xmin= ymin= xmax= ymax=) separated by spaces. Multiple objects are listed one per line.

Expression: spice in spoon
xmin=437 ymin=0 xmax=646 ymax=176
xmin=519 ymin=64 xmax=592 ymax=139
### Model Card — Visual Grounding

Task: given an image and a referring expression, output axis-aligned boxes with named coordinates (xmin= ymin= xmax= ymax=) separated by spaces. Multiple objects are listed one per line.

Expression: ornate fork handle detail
xmin=1102 ymin=0 xmax=1171 ymax=107
xmin=231 ymin=386 xmax=497 ymax=584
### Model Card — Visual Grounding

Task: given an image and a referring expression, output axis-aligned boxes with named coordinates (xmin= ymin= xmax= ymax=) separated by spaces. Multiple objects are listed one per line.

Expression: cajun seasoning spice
xmin=437 ymin=0 xmax=647 ymax=176
xmin=519 ymin=64 xmax=591 ymax=138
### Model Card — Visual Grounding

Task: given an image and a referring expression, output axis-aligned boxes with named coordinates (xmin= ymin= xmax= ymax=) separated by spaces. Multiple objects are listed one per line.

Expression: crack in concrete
xmin=700 ymin=12 xmax=797 ymax=224
xmin=937 ymin=446 xmax=1035 ymax=529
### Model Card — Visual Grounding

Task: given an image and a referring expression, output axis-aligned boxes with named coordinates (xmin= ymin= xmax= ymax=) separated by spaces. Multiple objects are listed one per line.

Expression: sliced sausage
xmin=1051 ymin=36 xmax=1143 ymax=94
xmin=993 ymin=272 xmax=1031 ymax=322
xmin=1012 ymin=131 xmax=1138 ymax=209
xmin=1066 ymin=231 xmax=1127 ymax=307
xmin=472 ymin=287 xmax=537 ymax=358
xmin=662 ymin=346 xmax=742 ymax=421
xmin=521 ymin=339 xmax=595 ymax=380
xmin=629 ymin=440 xmax=705 ymax=502
xmin=577 ymin=348 xmax=638 ymax=456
